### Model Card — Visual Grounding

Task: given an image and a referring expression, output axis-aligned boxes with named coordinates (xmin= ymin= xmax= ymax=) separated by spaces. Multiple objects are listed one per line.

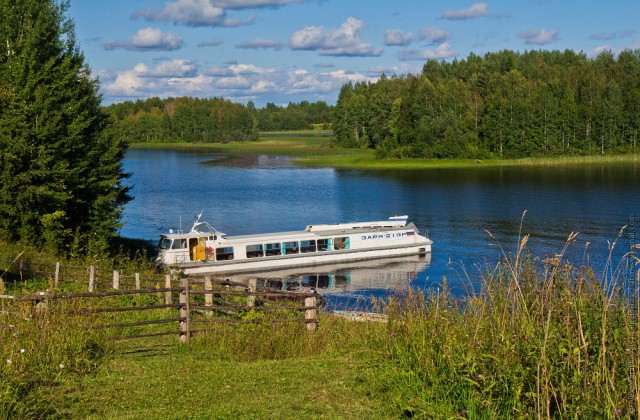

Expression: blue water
xmin=121 ymin=149 xmax=640 ymax=309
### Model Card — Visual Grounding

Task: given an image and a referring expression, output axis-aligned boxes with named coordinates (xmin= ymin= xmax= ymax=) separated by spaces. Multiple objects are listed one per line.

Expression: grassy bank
xmin=130 ymin=133 xmax=640 ymax=170
xmin=2 ymin=231 xmax=639 ymax=417
xmin=50 ymin=320 xmax=391 ymax=418
xmin=3 ymin=134 xmax=636 ymax=417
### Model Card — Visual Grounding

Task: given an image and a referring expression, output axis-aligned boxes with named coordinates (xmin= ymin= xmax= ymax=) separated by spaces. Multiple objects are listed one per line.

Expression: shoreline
xmin=128 ymin=135 xmax=640 ymax=170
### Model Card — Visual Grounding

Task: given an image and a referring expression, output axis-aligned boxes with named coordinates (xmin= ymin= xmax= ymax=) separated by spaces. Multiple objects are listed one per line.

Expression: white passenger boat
xmin=155 ymin=213 xmax=432 ymax=275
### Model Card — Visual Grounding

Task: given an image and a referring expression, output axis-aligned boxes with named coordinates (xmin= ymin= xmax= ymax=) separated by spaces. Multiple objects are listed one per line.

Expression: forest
xmin=0 ymin=0 xmax=129 ymax=253
xmin=104 ymin=97 xmax=334 ymax=143
xmin=333 ymin=49 xmax=640 ymax=159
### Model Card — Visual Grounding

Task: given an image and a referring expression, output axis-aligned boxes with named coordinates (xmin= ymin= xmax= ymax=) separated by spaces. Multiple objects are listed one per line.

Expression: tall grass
xmin=192 ymin=309 xmax=376 ymax=362
xmin=0 ymin=299 xmax=108 ymax=417
xmin=371 ymin=230 xmax=637 ymax=418
xmin=0 ymin=239 xmax=158 ymax=418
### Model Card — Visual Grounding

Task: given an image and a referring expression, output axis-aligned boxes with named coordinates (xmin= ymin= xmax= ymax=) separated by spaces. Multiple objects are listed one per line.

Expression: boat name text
xmin=361 ymin=232 xmax=412 ymax=240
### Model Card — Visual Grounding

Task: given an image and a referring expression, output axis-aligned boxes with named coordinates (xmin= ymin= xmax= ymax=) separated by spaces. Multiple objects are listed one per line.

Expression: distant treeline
xmin=256 ymin=101 xmax=333 ymax=131
xmin=105 ymin=97 xmax=258 ymax=143
xmin=333 ymin=49 xmax=640 ymax=158
xmin=104 ymin=97 xmax=333 ymax=143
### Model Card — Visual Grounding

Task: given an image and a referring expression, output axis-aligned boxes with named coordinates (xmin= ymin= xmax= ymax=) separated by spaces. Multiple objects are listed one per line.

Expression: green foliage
xmin=105 ymin=96 xmax=259 ymax=143
xmin=0 ymin=0 xmax=130 ymax=253
xmin=256 ymin=100 xmax=333 ymax=131
xmin=103 ymin=97 xmax=333 ymax=143
xmin=334 ymin=49 xmax=640 ymax=159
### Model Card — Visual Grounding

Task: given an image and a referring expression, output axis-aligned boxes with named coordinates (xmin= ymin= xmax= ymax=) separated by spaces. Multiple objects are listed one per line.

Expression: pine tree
xmin=0 ymin=0 xmax=130 ymax=253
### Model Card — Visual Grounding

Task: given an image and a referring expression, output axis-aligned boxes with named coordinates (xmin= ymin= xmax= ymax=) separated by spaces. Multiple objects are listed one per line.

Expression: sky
xmin=68 ymin=0 xmax=640 ymax=107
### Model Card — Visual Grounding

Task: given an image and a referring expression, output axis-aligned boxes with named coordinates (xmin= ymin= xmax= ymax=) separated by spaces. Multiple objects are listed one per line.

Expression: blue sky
xmin=68 ymin=0 xmax=640 ymax=106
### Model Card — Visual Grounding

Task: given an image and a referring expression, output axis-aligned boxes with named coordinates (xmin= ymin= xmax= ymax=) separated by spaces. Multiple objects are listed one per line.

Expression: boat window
xmin=158 ymin=237 xmax=172 ymax=250
xmin=246 ymin=244 xmax=263 ymax=258
xmin=265 ymin=243 xmax=281 ymax=256
xmin=283 ymin=241 xmax=298 ymax=254
xmin=300 ymin=240 xmax=316 ymax=253
xmin=333 ymin=237 xmax=349 ymax=250
xmin=216 ymin=247 xmax=234 ymax=261
xmin=317 ymin=239 xmax=330 ymax=251
xmin=171 ymin=239 xmax=187 ymax=250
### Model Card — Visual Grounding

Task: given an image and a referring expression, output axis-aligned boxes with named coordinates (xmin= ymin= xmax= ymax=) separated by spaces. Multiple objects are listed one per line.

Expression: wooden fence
xmin=0 ymin=259 xmax=321 ymax=343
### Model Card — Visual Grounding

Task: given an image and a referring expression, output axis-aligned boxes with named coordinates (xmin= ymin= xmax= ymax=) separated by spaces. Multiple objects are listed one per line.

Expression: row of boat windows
xmin=214 ymin=237 xmax=350 ymax=261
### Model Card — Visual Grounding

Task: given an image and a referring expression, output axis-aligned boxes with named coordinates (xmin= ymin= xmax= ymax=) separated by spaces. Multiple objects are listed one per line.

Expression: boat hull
xmin=178 ymin=241 xmax=431 ymax=276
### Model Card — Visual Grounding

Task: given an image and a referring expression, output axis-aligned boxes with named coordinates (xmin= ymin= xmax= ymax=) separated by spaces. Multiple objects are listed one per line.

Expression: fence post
xmin=113 ymin=270 xmax=120 ymax=290
xmin=54 ymin=262 xmax=60 ymax=288
xmin=247 ymin=278 xmax=257 ymax=308
xmin=204 ymin=275 xmax=213 ymax=317
xmin=165 ymin=274 xmax=172 ymax=304
xmin=135 ymin=272 xmax=141 ymax=290
xmin=305 ymin=295 xmax=317 ymax=332
xmin=19 ymin=257 xmax=23 ymax=281
xmin=88 ymin=265 xmax=95 ymax=292
xmin=179 ymin=278 xmax=191 ymax=344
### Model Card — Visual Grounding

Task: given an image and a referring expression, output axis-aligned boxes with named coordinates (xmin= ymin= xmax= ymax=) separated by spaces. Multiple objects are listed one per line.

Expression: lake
xmin=121 ymin=149 xmax=639 ymax=310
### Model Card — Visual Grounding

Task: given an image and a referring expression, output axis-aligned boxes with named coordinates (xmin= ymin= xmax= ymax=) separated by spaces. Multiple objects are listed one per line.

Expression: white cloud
xmin=104 ymin=60 xmax=201 ymax=96
xmin=385 ymin=29 xmax=414 ymax=46
xmin=442 ymin=3 xmax=489 ymax=20
xmin=198 ymin=38 xmax=224 ymax=47
xmin=398 ymin=43 xmax=459 ymax=61
xmin=104 ymin=27 xmax=183 ymax=51
xmin=290 ymin=17 xmax=383 ymax=57
xmin=102 ymin=59 xmax=375 ymax=104
xmin=418 ymin=27 xmax=451 ymax=45
xmin=591 ymin=29 xmax=637 ymax=41
xmin=290 ymin=25 xmax=326 ymax=50
xmin=131 ymin=0 xmax=252 ymax=27
xmin=153 ymin=59 xmax=198 ymax=77
xmin=166 ymin=74 xmax=216 ymax=93
xmin=517 ymin=28 xmax=559 ymax=45
xmin=131 ymin=0 xmax=304 ymax=28
xmin=237 ymin=38 xmax=284 ymax=50
xmin=211 ymin=0 xmax=305 ymax=8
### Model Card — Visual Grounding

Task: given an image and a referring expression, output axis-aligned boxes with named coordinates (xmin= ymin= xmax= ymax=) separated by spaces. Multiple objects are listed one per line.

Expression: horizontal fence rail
xmin=1 ymin=260 xmax=321 ymax=344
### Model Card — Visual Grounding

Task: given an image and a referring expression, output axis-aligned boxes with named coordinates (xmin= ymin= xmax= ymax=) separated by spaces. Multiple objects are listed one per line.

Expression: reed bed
xmin=370 ymin=229 xmax=638 ymax=418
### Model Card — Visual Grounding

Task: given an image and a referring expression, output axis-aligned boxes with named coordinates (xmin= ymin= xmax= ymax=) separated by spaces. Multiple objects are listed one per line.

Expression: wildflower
xmin=389 ymin=332 xmax=396 ymax=338
xmin=59 ymin=363 xmax=65 ymax=369
xmin=20 ymin=349 xmax=25 ymax=353
xmin=6 ymin=359 xmax=11 ymax=365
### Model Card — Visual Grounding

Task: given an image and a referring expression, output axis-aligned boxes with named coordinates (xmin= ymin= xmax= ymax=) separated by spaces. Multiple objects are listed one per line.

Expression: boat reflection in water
xmin=223 ymin=254 xmax=432 ymax=311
